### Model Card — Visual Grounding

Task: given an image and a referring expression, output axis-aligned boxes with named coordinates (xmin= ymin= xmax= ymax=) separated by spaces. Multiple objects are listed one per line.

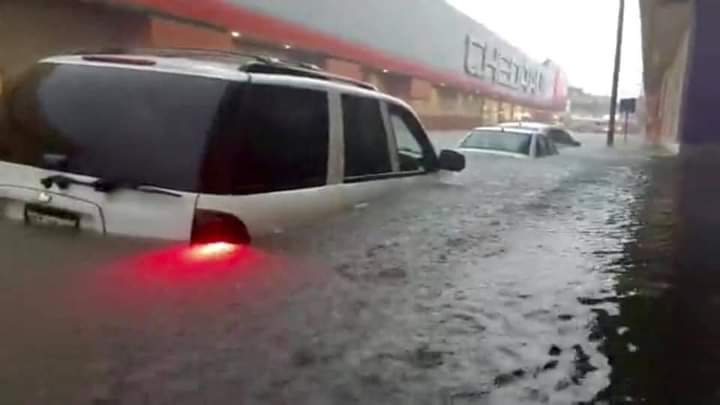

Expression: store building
xmin=0 ymin=0 xmax=568 ymax=129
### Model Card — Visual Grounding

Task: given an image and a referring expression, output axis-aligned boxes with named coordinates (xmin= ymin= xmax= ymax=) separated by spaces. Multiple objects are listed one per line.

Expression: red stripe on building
xmin=121 ymin=0 xmax=564 ymax=110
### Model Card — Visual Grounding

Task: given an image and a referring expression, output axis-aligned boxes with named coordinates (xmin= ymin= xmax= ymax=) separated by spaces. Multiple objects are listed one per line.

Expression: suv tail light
xmin=191 ymin=209 xmax=251 ymax=245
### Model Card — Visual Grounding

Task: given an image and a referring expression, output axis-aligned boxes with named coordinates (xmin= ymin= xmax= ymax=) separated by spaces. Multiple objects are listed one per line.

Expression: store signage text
xmin=465 ymin=35 xmax=545 ymax=94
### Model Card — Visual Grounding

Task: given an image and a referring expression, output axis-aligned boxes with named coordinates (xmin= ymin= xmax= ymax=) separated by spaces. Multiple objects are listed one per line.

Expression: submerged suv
xmin=0 ymin=49 xmax=464 ymax=244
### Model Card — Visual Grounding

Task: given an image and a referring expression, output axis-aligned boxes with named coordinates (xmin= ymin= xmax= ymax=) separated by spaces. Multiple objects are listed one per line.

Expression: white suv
xmin=0 ymin=49 xmax=464 ymax=244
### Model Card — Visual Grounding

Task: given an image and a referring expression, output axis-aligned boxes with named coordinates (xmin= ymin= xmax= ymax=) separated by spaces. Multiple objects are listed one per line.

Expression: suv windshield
xmin=461 ymin=130 xmax=532 ymax=155
xmin=1 ymin=63 xmax=229 ymax=192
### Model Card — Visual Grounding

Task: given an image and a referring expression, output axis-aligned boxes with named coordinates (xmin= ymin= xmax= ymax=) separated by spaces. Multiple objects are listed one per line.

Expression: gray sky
xmin=446 ymin=0 xmax=643 ymax=97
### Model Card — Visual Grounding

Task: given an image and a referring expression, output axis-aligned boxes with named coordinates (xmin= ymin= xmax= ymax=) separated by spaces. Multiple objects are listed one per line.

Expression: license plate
xmin=24 ymin=204 xmax=80 ymax=230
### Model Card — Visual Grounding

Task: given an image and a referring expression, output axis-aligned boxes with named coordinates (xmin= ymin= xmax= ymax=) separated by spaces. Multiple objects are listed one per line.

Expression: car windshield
xmin=2 ymin=63 xmax=228 ymax=191
xmin=460 ymin=130 xmax=532 ymax=155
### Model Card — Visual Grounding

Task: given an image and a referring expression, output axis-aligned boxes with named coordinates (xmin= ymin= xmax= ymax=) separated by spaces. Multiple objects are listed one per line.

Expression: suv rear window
xmin=2 ymin=63 xmax=228 ymax=192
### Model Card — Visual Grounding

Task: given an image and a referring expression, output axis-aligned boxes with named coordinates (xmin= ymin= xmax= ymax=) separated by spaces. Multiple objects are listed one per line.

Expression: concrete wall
xmin=640 ymin=0 xmax=692 ymax=145
xmin=656 ymin=29 xmax=690 ymax=145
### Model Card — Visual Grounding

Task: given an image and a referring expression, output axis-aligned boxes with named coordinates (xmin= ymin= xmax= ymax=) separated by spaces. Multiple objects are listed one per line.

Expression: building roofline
xmin=99 ymin=0 xmax=566 ymax=111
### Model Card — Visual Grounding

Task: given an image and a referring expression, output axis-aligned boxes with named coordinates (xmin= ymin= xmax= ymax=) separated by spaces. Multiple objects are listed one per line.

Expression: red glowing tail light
xmin=191 ymin=209 xmax=251 ymax=245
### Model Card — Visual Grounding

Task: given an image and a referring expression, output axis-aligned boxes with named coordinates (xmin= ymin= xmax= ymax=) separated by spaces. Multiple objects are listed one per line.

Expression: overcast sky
xmin=446 ymin=0 xmax=643 ymax=97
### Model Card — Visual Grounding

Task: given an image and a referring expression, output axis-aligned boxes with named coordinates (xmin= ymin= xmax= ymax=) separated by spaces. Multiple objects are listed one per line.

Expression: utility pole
xmin=608 ymin=0 xmax=625 ymax=147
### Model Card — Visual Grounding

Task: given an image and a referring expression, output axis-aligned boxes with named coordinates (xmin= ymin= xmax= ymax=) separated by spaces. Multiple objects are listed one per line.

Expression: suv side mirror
xmin=438 ymin=149 xmax=465 ymax=172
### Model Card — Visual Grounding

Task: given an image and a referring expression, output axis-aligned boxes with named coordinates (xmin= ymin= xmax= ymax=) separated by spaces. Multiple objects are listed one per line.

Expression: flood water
xmin=0 ymin=132 xmax=713 ymax=404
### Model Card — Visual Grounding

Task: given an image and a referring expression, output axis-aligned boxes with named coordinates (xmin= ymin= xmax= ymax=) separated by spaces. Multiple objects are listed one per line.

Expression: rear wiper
xmin=40 ymin=175 xmax=181 ymax=198
xmin=41 ymin=174 xmax=92 ymax=190
xmin=92 ymin=179 xmax=182 ymax=198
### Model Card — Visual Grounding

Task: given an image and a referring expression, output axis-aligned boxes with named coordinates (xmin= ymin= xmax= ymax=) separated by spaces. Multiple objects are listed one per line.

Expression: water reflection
xmin=7 ymin=135 xmax=719 ymax=404
xmin=590 ymin=152 xmax=720 ymax=404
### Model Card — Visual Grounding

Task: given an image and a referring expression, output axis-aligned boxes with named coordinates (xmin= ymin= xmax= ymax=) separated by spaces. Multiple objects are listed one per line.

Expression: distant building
xmin=567 ymin=87 xmax=611 ymax=118
xmin=0 ymin=0 xmax=569 ymax=129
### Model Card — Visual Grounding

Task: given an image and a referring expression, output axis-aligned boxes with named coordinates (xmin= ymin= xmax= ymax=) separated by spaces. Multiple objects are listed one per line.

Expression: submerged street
xmin=0 ymin=132 xmax=689 ymax=404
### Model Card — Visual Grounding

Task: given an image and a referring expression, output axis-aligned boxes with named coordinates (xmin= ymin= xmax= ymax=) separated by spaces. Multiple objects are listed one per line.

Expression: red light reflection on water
xmin=73 ymin=241 xmax=322 ymax=322
xmin=121 ymin=242 xmax=266 ymax=285
xmin=79 ymin=242 xmax=279 ymax=314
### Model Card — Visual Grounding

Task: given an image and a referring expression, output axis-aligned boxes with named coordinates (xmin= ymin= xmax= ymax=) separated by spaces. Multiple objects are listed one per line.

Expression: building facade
xmin=0 ymin=0 xmax=568 ymax=129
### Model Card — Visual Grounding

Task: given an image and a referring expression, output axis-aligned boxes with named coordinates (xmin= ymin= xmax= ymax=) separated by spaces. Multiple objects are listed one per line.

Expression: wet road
xmin=0 ymin=132 xmax=684 ymax=404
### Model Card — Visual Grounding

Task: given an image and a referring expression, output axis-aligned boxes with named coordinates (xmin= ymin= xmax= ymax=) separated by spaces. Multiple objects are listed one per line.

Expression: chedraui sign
xmin=464 ymin=34 xmax=547 ymax=96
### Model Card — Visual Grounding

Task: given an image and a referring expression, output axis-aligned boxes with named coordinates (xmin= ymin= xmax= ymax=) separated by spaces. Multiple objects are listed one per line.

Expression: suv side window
xmin=342 ymin=95 xmax=392 ymax=179
xmin=202 ymin=83 xmax=330 ymax=195
xmin=388 ymin=104 xmax=435 ymax=173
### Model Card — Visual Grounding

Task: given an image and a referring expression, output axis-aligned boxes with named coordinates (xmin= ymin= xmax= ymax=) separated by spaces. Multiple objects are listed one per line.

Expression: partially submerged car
xmin=457 ymin=127 xmax=559 ymax=159
xmin=499 ymin=121 xmax=582 ymax=147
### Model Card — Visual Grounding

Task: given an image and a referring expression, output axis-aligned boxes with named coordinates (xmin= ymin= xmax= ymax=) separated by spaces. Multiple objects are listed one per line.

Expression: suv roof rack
xmin=70 ymin=47 xmax=378 ymax=91
xmin=241 ymin=61 xmax=377 ymax=91
xmin=71 ymin=47 xmax=260 ymax=63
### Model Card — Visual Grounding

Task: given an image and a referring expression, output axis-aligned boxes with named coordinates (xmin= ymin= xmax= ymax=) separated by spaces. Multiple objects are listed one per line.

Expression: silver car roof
xmin=470 ymin=126 xmax=539 ymax=135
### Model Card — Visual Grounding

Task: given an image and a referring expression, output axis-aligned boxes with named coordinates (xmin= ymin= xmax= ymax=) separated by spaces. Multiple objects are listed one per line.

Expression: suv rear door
xmin=0 ymin=62 xmax=227 ymax=240
xmin=195 ymin=78 xmax=341 ymax=237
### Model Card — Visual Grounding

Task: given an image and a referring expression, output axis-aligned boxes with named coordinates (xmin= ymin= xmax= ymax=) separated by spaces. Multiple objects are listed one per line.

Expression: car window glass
xmin=536 ymin=136 xmax=548 ymax=157
xmin=538 ymin=136 xmax=557 ymax=156
xmin=388 ymin=106 xmax=431 ymax=172
xmin=5 ymin=63 xmax=226 ymax=192
xmin=462 ymin=131 xmax=532 ymax=155
xmin=201 ymin=83 xmax=329 ymax=195
xmin=549 ymin=129 xmax=572 ymax=143
xmin=342 ymin=95 xmax=392 ymax=178
xmin=392 ymin=115 xmax=423 ymax=156
xmin=549 ymin=139 xmax=559 ymax=155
